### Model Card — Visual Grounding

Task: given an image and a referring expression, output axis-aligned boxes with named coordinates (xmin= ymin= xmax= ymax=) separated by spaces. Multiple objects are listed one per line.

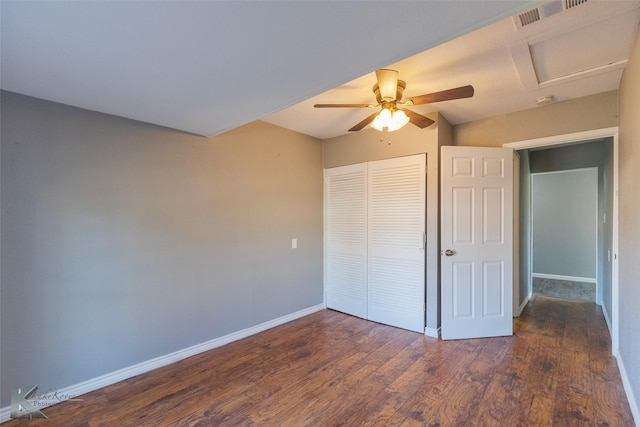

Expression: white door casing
xmin=504 ymin=127 xmax=619 ymax=354
xmin=441 ymin=146 xmax=514 ymax=340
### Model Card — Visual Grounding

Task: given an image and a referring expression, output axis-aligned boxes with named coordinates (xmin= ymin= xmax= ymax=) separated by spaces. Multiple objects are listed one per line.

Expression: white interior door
xmin=441 ymin=146 xmax=514 ymax=340
xmin=325 ymin=163 xmax=367 ymax=318
xmin=367 ymin=154 xmax=426 ymax=333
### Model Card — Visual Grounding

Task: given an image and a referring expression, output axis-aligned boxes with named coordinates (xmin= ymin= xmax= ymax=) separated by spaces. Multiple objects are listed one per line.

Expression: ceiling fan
xmin=314 ymin=69 xmax=474 ymax=132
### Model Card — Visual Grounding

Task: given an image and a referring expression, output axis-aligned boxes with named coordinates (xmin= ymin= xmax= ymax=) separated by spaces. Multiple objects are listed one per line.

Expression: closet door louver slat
xmin=325 ymin=154 xmax=426 ymax=333
xmin=367 ymin=155 xmax=426 ymax=333
xmin=325 ymin=163 xmax=368 ymax=318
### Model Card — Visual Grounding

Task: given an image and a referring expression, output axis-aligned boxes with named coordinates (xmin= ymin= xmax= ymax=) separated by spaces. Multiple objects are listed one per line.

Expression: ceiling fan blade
xmin=402 ymin=109 xmax=435 ymax=129
xmin=376 ymin=69 xmax=399 ymax=101
xmin=349 ymin=112 xmax=379 ymax=132
xmin=405 ymin=85 xmax=474 ymax=106
xmin=314 ymin=103 xmax=377 ymax=108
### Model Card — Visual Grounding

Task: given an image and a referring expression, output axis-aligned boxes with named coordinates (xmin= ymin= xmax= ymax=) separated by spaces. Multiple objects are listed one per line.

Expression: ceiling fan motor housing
xmin=373 ymin=80 xmax=406 ymax=104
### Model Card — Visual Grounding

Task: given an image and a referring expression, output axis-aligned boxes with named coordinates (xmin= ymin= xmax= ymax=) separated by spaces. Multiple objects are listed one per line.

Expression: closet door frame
xmin=324 ymin=154 xmax=426 ymax=333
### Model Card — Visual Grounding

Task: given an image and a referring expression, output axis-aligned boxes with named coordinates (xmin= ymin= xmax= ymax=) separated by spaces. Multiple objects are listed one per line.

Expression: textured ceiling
xmin=263 ymin=1 xmax=640 ymax=139
xmin=1 ymin=1 xmax=535 ymax=138
xmin=3 ymin=1 xmax=638 ymax=140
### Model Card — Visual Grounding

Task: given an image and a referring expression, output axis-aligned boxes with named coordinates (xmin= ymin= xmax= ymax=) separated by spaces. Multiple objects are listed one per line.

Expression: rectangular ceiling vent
xmin=513 ymin=0 xmax=588 ymax=29
xmin=518 ymin=8 xmax=541 ymax=27
xmin=565 ymin=0 xmax=588 ymax=10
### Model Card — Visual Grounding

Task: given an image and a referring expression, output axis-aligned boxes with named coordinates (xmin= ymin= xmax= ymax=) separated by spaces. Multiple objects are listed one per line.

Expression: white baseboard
xmin=602 ymin=303 xmax=612 ymax=336
xmin=532 ymin=273 xmax=596 ymax=283
xmin=0 ymin=407 xmax=9 ymax=423
xmin=515 ymin=294 xmax=530 ymax=317
xmin=424 ymin=326 xmax=440 ymax=338
xmin=0 ymin=303 xmax=325 ymax=424
xmin=617 ymin=352 xmax=640 ymax=426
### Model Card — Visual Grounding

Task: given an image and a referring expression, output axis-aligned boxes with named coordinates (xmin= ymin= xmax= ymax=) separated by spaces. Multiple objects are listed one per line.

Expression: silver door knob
xmin=443 ymin=249 xmax=456 ymax=256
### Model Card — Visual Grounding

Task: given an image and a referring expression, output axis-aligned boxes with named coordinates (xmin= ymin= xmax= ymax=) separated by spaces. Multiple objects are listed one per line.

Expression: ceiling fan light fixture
xmin=315 ymin=69 xmax=473 ymax=133
xmin=388 ymin=110 xmax=410 ymax=131
xmin=371 ymin=108 xmax=409 ymax=132
xmin=371 ymin=108 xmax=392 ymax=131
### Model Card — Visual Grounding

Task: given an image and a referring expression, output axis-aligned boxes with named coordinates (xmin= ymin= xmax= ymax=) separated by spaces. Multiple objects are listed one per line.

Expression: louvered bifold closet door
xmin=325 ymin=163 xmax=368 ymax=318
xmin=367 ymin=154 xmax=426 ymax=333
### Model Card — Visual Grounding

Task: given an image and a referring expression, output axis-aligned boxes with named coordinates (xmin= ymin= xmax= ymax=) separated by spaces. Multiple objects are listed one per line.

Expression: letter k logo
xmin=10 ymin=385 xmax=47 ymax=419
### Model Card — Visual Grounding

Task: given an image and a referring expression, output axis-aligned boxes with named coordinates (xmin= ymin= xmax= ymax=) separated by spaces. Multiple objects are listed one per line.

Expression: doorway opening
xmin=505 ymin=127 xmax=619 ymax=353
xmin=531 ymin=167 xmax=599 ymax=302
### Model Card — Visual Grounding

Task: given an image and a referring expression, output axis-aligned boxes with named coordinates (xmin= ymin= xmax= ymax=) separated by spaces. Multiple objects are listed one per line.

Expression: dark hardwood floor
xmin=6 ymin=296 xmax=634 ymax=426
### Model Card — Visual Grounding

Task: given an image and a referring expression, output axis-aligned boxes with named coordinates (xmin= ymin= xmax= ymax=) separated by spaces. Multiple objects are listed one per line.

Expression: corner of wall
xmin=616 ymin=24 xmax=640 ymax=427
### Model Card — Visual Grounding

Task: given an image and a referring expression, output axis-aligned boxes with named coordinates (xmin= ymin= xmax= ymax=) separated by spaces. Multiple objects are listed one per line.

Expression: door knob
xmin=443 ymin=249 xmax=456 ymax=256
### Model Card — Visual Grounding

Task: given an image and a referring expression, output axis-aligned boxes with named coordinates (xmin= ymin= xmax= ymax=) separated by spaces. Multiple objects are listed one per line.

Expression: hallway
xmin=533 ymin=277 xmax=596 ymax=301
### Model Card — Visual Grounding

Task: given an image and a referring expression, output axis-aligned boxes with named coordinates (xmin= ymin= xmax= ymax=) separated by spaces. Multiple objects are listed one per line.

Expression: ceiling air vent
xmin=518 ymin=8 xmax=541 ymax=27
xmin=565 ymin=0 xmax=588 ymax=10
xmin=513 ymin=0 xmax=588 ymax=29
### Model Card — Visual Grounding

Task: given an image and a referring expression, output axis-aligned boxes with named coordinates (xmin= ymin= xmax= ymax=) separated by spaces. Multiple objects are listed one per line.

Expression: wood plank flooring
xmin=5 ymin=296 xmax=634 ymax=426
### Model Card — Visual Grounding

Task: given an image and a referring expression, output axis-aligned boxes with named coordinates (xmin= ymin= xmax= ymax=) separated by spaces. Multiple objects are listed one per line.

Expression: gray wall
xmin=454 ymin=90 xmax=618 ymax=147
xmin=531 ymin=169 xmax=598 ymax=279
xmin=518 ymin=150 xmax=531 ymax=309
xmin=618 ymin=26 xmax=640 ymax=421
xmin=601 ymin=138 xmax=614 ymax=322
xmin=323 ymin=113 xmax=451 ymax=333
xmin=528 ymin=140 xmax=606 ymax=173
xmin=0 ymin=92 xmax=324 ymax=407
